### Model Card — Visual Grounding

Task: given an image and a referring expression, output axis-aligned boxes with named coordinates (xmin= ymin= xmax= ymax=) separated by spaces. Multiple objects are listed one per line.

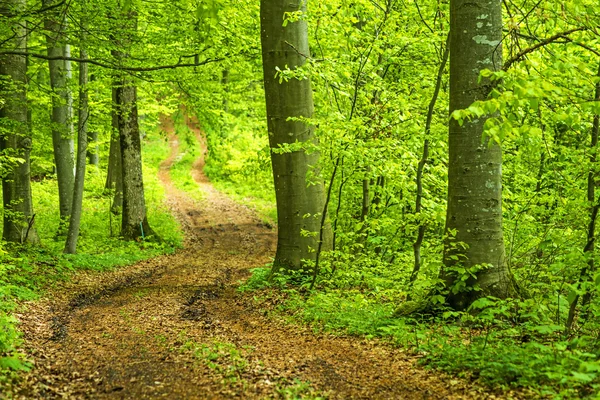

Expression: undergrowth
xmin=0 ymin=128 xmax=183 ymax=382
xmin=202 ymin=121 xmax=276 ymax=224
xmin=240 ymin=267 xmax=600 ymax=399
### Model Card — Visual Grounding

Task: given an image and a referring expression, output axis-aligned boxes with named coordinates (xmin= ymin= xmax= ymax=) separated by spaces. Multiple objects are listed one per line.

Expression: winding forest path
xmin=8 ymin=116 xmax=492 ymax=399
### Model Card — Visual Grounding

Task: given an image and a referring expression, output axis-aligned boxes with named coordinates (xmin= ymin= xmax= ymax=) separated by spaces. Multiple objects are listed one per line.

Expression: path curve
xmin=7 ymin=115 xmax=491 ymax=399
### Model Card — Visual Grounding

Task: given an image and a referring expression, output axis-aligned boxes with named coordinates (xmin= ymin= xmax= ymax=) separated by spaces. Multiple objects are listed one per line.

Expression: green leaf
xmin=570 ymin=371 xmax=596 ymax=383
xmin=0 ymin=356 xmax=30 ymax=371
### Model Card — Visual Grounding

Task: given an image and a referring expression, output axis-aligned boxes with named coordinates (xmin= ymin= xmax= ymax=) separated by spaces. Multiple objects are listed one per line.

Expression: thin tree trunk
xmin=260 ymin=0 xmax=331 ymax=271
xmin=106 ymin=86 xmax=123 ymax=212
xmin=565 ymin=62 xmax=600 ymax=332
xmin=356 ymin=173 xmax=370 ymax=247
xmin=410 ymin=35 xmax=449 ymax=286
xmin=372 ymin=176 xmax=385 ymax=255
xmin=442 ymin=0 xmax=518 ymax=310
xmin=222 ymin=69 xmax=230 ymax=114
xmin=535 ymin=109 xmax=546 ymax=194
xmin=87 ymin=75 xmax=99 ymax=166
xmin=43 ymin=0 xmax=75 ymax=226
xmin=87 ymin=130 xmax=99 ymax=166
xmin=0 ymin=0 xmax=39 ymax=244
xmin=64 ymin=14 xmax=89 ymax=254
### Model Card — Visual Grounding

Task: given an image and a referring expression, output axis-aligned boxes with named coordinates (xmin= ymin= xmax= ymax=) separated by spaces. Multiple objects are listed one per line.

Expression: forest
xmin=0 ymin=0 xmax=599 ymax=398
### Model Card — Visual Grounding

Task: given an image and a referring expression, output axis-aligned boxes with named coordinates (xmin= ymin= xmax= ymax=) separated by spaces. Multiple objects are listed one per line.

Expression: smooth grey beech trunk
xmin=260 ymin=0 xmax=331 ymax=271
xmin=64 ymin=11 xmax=89 ymax=254
xmin=43 ymin=0 xmax=75 ymax=224
xmin=443 ymin=0 xmax=518 ymax=309
xmin=0 ymin=0 xmax=39 ymax=244
xmin=117 ymin=83 xmax=154 ymax=240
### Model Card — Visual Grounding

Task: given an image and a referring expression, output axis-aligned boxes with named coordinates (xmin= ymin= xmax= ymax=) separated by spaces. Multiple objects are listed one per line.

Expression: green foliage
xmin=202 ymin=115 xmax=276 ymax=222
xmin=248 ymin=277 xmax=600 ymax=398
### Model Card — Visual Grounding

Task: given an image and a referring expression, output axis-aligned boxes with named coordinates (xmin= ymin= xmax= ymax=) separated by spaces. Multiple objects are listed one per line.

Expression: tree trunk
xmin=117 ymin=83 xmax=154 ymax=240
xmin=442 ymin=0 xmax=518 ymax=310
xmin=43 ymin=0 xmax=75 ymax=225
xmin=64 ymin=8 xmax=89 ymax=254
xmin=87 ymin=130 xmax=99 ymax=166
xmin=87 ymin=75 xmax=99 ymax=166
xmin=260 ymin=0 xmax=331 ymax=271
xmin=565 ymin=62 xmax=600 ymax=332
xmin=105 ymin=86 xmax=123 ymax=212
xmin=410 ymin=36 xmax=449 ymax=287
xmin=222 ymin=69 xmax=230 ymax=114
xmin=0 ymin=0 xmax=39 ymax=244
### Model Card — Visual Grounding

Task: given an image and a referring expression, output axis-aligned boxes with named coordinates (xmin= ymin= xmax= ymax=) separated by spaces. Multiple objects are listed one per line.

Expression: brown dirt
xmin=4 ymin=116 xmax=511 ymax=399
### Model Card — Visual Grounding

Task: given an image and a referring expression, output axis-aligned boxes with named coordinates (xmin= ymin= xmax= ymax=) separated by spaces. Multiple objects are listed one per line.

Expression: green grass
xmin=0 ymin=128 xmax=183 ymax=382
xmin=241 ymin=267 xmax=600 ymax=399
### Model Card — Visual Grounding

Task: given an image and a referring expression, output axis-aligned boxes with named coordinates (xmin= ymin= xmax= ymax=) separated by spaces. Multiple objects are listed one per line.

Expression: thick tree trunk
xmin=260 ymin=0 xmax=331 ymax=271
xmin=117 ymin=83 xmax=154 ymax=240
xmin=64 ymin=11 xmax=89 ymax=254
xmin=0 ymin=0 xmax=39 ymax=244
xmin=43 ymin=0 xmax=75 ymax=225
xmin=442 ymin=0 xmax=518 ymax=310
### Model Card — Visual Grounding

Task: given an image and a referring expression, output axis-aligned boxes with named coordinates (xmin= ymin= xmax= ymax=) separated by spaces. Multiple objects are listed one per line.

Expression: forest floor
xmin=4 ymin=116 xmax=502 ymax=399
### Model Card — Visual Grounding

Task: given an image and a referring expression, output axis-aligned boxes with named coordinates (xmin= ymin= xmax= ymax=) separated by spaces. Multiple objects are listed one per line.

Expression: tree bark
xmin=105 ymin=85 xmax=123 ymax=212
xmin=43 ymin=0 xmax=75 ymax=225
xmin=64 ymin=7 xmax=88 ymax=254
xmin=0 ymin=0 xmax=39 ymax=244
xmin=87 ymin=129 xmax=99 ymax=166
xmin=117 ymin=83 xmax=154 ymax=240
xmin=442 ymin=0 xmax=518 ymax=310
xmin=410 ymin=36 xmax=449 ymax=287
xmin=86 ymin=75 xmax=99 ymax=166
xmin=565 ymin=62 xmax=600 ymax=332
xmin=260 ymin=0 xmax=331 ymax=271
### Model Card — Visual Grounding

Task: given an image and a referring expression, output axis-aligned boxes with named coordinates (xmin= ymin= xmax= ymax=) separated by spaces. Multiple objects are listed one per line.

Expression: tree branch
xmin=0 ymin=50 xmax=223 ymax=71
xmin=502 ymin=27 xmax=587 ymax=71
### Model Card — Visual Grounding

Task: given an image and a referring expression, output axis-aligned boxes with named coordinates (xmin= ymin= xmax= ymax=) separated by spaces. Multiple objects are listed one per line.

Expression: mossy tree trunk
xmin=442 ymin=0 xmax=518 ymax=309
xmin=260 ymin=0 xmax=331 ymax=271
xmin=117 ymin=82 xmax=154 ymax=240
xmin=0 ymin=0 xmax=39 ymax=244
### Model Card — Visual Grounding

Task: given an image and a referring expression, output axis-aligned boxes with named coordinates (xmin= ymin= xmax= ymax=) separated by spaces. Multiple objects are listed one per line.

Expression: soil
xmin=3 ymin=115 xmax=510 ymax=399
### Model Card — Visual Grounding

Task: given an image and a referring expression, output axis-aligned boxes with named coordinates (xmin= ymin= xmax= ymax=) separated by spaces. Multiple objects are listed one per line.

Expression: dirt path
xmin=6 ymin=116 xmax=495 ymax=399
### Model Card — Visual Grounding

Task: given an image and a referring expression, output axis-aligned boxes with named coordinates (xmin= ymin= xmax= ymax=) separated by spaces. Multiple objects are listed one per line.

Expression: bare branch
xmin=502 ymin=27 xmax=587 ymax=71
xmin=0 ymin=50 xmax=223 ymax=71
